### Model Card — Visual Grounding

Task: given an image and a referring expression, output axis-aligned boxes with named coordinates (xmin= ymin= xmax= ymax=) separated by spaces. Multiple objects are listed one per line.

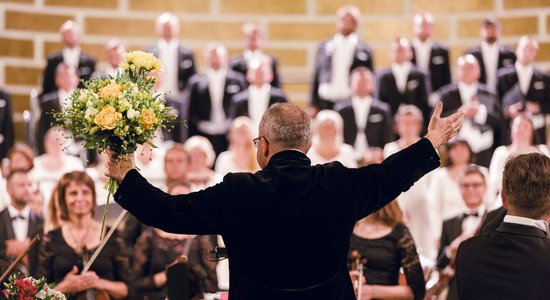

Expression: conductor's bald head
xmin=256 ymin=103 xmax=312 ymax=168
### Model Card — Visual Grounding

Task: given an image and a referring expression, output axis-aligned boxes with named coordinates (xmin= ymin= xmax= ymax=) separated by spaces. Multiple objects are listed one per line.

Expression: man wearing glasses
xmin=106 ymin=102 xmax=462 ymax=299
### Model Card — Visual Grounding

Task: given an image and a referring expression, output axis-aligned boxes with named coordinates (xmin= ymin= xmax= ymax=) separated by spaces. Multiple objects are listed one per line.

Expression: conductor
xmin=106 ymin=102 xmax=462 ymax=299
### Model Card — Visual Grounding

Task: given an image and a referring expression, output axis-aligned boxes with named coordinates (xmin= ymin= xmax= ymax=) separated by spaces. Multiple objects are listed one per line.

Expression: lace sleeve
xmin=36 ymin=233 xmax=54 ymax=282
xmin=397 ymin=224 xmax=426 ymax=300
xmin=131 ymin=230 xmax=158 ymax=292
xmin=111 ymin=231 xmax=132 ymax=290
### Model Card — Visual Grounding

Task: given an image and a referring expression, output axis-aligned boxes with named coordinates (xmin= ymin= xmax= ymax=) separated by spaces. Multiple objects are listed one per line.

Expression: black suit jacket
xmin=456 ymin=222 xmax=550 ymax=300
xmin=436 ymin=214 xmax=466 ymax=300
xmin=162 ymin=95 xmax=188 ymax=143
xmin=464 ymin=45 xmax=516 ymax=85
xmin=478 ymin=207 xmax=506 ymax=234
xmin=187 ymin=70 xmax=247 ymax=137
xmin=41 ymin=51 xmax=96 ymax=95
xmin=310 ymin=39 xmax=374 ymax=109
xmin=0 ymin=208 xmax=44 ymax=278
xmin=376 ymin=67 xmax=431 ymax=126
xmin=114 ymin=138 xmax=440 ymax=300
xmin=335 ymin=98 xmax=394 ymax=148
xmin=412 ymin=42 xmax=451 ymax=92
xmin=146 ymin=44 xmax=197 ymax=92
xmin=36 ymin=91 xmax=61 ymax=154
xmin=498 ymin=66 xmax=550 ymax=112
xmin=230 ymin=54 xmax=281 ymax=88
xmin=0 ymin=89 xmax=14 ymax=161
xmin=231 ymin=87 xmax=287 ymax=119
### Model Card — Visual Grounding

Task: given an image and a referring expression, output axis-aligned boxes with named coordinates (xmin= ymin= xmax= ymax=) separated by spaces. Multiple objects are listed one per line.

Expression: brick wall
xmin=2 ymin=0 xmax=550 ymax=140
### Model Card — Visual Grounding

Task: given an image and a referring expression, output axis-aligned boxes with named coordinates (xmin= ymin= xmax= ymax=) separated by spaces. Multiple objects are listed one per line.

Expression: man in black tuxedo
xmin=377 ymin=38 xmax=431 ymax=130
xmin=0 ymin=88 xmax=14 ymax=162
xmin=411 ymin=13 xmax=451 ymax=94
xmin=439 ymin=54 xmax=503 ymax=167
xmin=230 ymin=22 xmax=281 ymax=88
xmin=435 ymin=166 xmax=487 ymax=300
xmin=41 ymin=20 xmax=96 ymax=96
xmin=146 ymin=13 xmax=197 ymax=97
xmin=456 ymin=153 xmax=550 ymax=300
xmin=498 ymin=36 xmax=550 ymax=144
xmin=37 ymin=63 xmax=79 ymax=154
xmin=310 ymin=5 xmax=374 ymax=116
xmin=336 ymin=67 xmax=394 ymax=165
xmin=464 ymin=18 xmax=516 ymax=92
xmin=0 ymin=170 xmax=44 ymax=280
xmin=187 ymin=43 xmax=247 ymax=156
xmin=231 ymin=56 xmax=287 ymax=129
xmin=106 ymin=101 xmax=463 ymax=299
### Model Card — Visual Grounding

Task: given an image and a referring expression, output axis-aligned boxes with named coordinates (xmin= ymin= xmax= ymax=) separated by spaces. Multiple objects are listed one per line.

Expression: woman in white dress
xmin=489 ymin=114 xmax=550 ymax=201
xmin=215 ymin=116 xmax=260 ymax=176
xmin=307 ymin=110 xmax=357 ymax=168
xmin=383 ymin=105 xmax=436 ymax=260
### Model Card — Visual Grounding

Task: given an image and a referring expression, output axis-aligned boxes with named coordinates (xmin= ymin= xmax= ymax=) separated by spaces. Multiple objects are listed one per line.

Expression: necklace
xmin=66 ymin=224 xmax=91 ymax=255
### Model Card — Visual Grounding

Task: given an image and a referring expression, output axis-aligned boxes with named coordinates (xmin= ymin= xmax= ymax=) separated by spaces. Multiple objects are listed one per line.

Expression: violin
xmin=349 ymin=249 xmax=368 ymax=300
xmin=75 ymin=211 xmax=128 ymax=300
xmin=0 ymin=235 xmax=40 ymax=283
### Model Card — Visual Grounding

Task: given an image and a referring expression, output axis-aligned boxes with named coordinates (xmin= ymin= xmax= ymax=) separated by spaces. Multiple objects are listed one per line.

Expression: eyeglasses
xmin=459 ymin=182 xmax=485 ymax=189
xmin=252 ymin=136 xmax=269 ymax=148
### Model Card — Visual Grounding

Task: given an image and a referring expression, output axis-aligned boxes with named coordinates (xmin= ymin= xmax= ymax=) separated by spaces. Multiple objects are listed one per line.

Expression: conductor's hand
xmin=105 ymin=150 xmax=135 ymax=183
xmin=424 ymin=102 xmax=464 ymax=148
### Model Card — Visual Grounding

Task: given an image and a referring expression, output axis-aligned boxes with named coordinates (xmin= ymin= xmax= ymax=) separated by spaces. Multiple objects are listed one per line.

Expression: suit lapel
xmin=1 ymin=210 xmax=15 ymax=240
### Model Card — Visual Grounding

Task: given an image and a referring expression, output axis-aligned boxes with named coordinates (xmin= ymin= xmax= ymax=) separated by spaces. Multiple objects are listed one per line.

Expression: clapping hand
xmin=425 ymin=102 xmax=464 ymax=148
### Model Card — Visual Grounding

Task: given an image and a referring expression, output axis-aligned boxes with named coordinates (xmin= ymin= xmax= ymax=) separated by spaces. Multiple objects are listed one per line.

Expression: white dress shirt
xmin=243 ymin=49 xmax=264 ymax=66
xmin=197 ymin=69 xmax=228 ymax=135
xmin=461 ymin=206 xmax=485 ymax=235
xmin=319 ymin=33 xmax=358 ymax=102
xmin=504 ymin=215 xmax=549 ymax=237
xmin=412 ymin=38 xmax=432 ymax=74
xmin=481 ymin=42 xmax=499 ymax=92
xmin=62 ymin=47 xmax=80 ymax=69
xmin=457 ymin=82 xmax=492 ymax=152
xmin=352 ymin=96 xmax=372 ymax=159
xmin=515 ymin=62 xmax=534 ymax=95
xmin=7 ymin=204 xmax=30 ymax=241
xmin=391 ymin=62 xmax=412 ymax=93
xmin=159 ymin=39 xmax=179 ymax=96
xmin=248 ymin=84 xmax=271 ymax=128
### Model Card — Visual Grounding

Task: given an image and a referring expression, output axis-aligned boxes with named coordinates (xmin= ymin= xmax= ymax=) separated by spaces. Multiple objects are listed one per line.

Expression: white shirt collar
xmin=391 ymin=62 xmax=412 ymax=74
xmin=159 ymin=39 xmax=178 ymax=49
xmin=457 ymin=82 xmax=478 ymax=102
xmin=504 ymin=215 xmax=548 ymax=234
xmin=412 ymin=38 xmax=432 ymax=49
xmin=333 ymin=33 xmax=358 ymax=45
xmin=7 ymin=203 xmax=30 ymax=219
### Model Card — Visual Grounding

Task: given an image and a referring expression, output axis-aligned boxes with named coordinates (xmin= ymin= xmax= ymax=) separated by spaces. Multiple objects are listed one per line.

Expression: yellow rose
xmin=139 ymin=109 xmax=158 ymax=129
xmin=94 ymin=105 xmax=122 ymax=130
xmin=98 ymin=83 xmax=123 ymax=99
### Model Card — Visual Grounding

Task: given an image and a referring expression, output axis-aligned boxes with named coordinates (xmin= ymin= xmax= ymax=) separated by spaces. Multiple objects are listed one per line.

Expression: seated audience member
xmin=310 ymin=5 xmax=374 ymax=115
xmin=215 ymin=116 xmax=260 ymax=175
xmin=438 ymin=54 xmax=502 ymax=167
xmin=307 ymin=110 xmax=356 ymax=168
xmin=384 ymin=105 xmax=436 ymax=260
xmin=0 ymin=143 xmax=35 ymax=209
xmin=231 ymin=56 xmax=287 ymax=129
xmin=231 ymin=22 xmax=281 ymax=88
xmin=93 ymin=38 xmax=125 ymax=79
xmin=0 ymin=170 xmax=43 ymax=280
xmin=377 ymin=37 xmax=430 ymax=129
xmin=499 ymin=36 xmax=550 ymax=145
xmin=37 ymin=64 xmax=80 ymax=154
xmin=435 ymin=166 xmax=487 ymax=300
xmin=188 ymin=42 xmax=247 ymax=156
xmin=336 ymin=66 xmax=393 ymax=166
xmin=132 ymin=181 xmax=218 ymax=300
xmin=164 ymin=143 xmax=190 ymax=188
xmin=41 ymin=20 xmax=96 ymax=95
xmin=489 ymin=114 xmax=549 ymax=199
xmin=184 ymin=136 xmax=222 ymax=191
xmin=411 ymin=13 xmax=451 ymax=95
xmin=134 ymin=142 xmax=166 ymax=188
xmin=30 ymin=127 xmax=84 ymax=206
xmin=463 ymin=18 xmax=516 ymax=92
xmin=456 ymin=153 xmax=550 ymax=299
xmin=37 ymin=171 xmax=130 ymax=299
xmin=0 ymin=88 xmax=14 ymax=162
xmin=349 ymin=200 xmax=425 ymax=300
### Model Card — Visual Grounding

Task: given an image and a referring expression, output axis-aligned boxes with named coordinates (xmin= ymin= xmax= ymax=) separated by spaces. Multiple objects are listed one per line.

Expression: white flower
xmin=127 ymin=108 xmax=140 ymax=119
xmin=85 ymin=107 xmax=99 ymax=120
xmin=35 ymin=289 xmax=47 ymax=299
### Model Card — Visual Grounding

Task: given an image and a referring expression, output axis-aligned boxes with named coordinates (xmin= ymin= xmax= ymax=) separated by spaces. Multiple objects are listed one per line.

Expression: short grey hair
xmin=260 ymin=103 xmax=311 ymax=149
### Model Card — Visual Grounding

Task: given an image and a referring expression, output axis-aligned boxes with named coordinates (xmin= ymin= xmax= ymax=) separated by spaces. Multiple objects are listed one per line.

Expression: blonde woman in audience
xmin=383 ymin=105 xmax=436 ymax=261
xmin=184 ymin=136 xmax=222 ymax=191
xmin=0 ymin=143 xmax=35 ymax=209
xmin=489 ymin=114 xmax=550 ymax=201
xmin=30 ymin=127 xmax=84 ymax=208
xmin=307 ymin=110 xmax=357 ymax=168
xmin=215 ymin=116 xmax=260 ymax=176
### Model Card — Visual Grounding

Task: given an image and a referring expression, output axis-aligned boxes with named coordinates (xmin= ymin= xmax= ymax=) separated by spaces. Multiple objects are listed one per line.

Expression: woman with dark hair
xmin=349 ymin=200 xmax=425 ymax=300
xmin=37 ymin=171 xmax=130 ymax=299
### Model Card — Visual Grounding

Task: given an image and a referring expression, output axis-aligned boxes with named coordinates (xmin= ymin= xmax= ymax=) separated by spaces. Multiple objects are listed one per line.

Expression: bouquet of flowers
xmin=3 ymin=275 xmax=66 ymax=300
xmin=54 ymin=51 xmax=175 ymax=237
